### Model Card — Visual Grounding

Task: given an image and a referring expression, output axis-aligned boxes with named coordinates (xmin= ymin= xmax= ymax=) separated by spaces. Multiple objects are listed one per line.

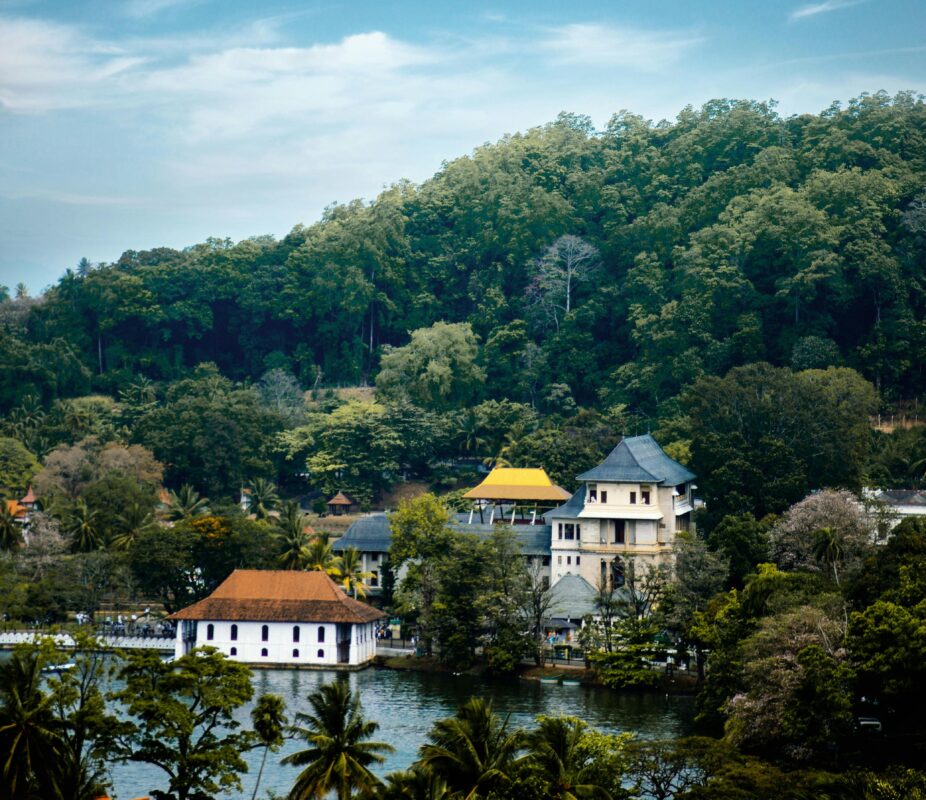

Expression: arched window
xmin=317 ymin=626 xmax=325 ymax=643
xmin=261 ymin=648 xmax=268 ymax=657
xmin=317 ymin=648 xmax=324 ymax=658
xmin=293 ymin=625 xmax=300 ymax=643
xmin=206 ymin=624 xmax=214 ymax=641
xmin=230 ymin=624 xmax=238 ymax=641
xmin=292 ymin=648 xmax=299 ymax=658
xmin=230 ymin=647 xmax=237 ymax=656
xmin=261 ymin=625 xmax=269 ymax=642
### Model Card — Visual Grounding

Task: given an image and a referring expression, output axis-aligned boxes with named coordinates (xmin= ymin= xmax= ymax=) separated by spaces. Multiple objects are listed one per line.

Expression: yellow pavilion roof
xmin=462 ymin=468 xmax=572 ymax=502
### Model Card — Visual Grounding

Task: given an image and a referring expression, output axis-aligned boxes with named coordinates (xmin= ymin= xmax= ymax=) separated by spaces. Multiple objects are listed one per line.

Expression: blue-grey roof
xmin=332 ymin=512 xmax=552 ymax=556
xmin=543 ymin=484 xmax=586 ymax=522
xmin=576 ymin=434 xmax=695 ymax=485
xmin=332 ymin=513 xmax=392 ymax=553
xmin=547 ymin=575 xmax=598 ymax=620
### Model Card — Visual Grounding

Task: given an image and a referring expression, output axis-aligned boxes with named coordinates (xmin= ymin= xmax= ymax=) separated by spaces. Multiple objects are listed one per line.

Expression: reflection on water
xmin=107 ymin=665 xmax=693 ymax=798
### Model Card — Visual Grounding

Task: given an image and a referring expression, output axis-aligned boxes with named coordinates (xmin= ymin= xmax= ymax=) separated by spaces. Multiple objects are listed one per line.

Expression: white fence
xmin=0 ymin=630 xmax=174 ymax=652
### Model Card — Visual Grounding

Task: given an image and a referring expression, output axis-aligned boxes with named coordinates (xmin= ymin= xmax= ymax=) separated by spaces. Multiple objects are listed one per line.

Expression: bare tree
xmin=526 ymin=235 xmax=601 ymax=331
xmin=524 ymin=558 xmax=553 ymax=665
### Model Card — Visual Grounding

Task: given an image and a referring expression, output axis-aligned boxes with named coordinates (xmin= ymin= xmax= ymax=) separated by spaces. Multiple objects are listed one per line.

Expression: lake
xmin=111 ymin=665 xmax=695 ymax=799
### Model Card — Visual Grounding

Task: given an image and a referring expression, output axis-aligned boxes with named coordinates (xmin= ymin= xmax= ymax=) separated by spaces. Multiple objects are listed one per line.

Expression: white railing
xmin=0 ymin=630 xmax=174 ymax=652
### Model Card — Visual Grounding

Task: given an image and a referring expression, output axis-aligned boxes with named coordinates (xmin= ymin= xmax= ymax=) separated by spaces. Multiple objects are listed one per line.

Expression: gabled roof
xmin=462 ymin=468 xmax=571 ymax=502
xmin=543 ymin=484 xmax=587 ymax=522
xmin=576 ymin=434 xmax=695 ymax=485
xmin=327 ymin=491 xmax=355 ymax=506
xmin=5 ymin=500 xmax=25 ymax=518
xmin=169 ymin=569 xmax=383 ymax=624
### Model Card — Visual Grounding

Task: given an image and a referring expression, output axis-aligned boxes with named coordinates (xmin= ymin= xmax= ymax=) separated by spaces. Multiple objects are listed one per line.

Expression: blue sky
xmin=1 ymin=0 xmax=924 ymax=291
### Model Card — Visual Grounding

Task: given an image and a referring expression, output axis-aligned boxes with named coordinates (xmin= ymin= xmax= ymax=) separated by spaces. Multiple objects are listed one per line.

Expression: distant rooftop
xmin=576 ymin=434 xmax=695 ymax=485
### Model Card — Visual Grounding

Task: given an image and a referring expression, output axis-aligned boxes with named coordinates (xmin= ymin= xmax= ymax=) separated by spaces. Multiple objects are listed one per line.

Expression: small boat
xmin=539 ymin=676 xmax=561 ymax=684
xmin=41 ymin=662 xmax=76 ymax=674
xmin=561 ymin=679 xmax=581 ymax=687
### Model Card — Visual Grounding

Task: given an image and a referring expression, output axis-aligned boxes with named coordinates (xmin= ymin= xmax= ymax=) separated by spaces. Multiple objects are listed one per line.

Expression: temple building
xmin=546 ymin=434 xmax=696 ymax=585
xmin=169 ymin=569 xmax=384 ymax=668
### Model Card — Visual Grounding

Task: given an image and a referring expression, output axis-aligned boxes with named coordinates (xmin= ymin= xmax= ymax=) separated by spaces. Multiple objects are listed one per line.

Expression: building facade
xmin=547 ymin=434 xmax=696 ymax=585
xmin=170 ymin=569 xmax=383 ymax=668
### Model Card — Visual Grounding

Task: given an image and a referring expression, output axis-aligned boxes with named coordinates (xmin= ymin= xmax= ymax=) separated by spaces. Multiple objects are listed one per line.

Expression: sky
xmin=1 ymin=0 xmax=924 ymax=291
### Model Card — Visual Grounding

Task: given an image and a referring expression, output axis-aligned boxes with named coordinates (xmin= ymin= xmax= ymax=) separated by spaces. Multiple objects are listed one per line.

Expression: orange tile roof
xmin=169 ymin=569 xmax=383 ymax=624
xmin=20 ymin=486 xmax=36 ymax=505
xmin=6 ymin=500 xmax=25 ymax=518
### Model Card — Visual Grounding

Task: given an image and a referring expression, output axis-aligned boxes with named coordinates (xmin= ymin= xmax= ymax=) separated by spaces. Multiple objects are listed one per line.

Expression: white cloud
xmin=540 ymin=22 xmax=703 ymax=70
xmin=123 ymin=0 xmax=202 ymax=19
xmin=789 ymin=0 xmax=869 ymax=22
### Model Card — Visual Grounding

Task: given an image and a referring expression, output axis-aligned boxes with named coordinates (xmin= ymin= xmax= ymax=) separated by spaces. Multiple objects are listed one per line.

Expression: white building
xmin=170 ymin=569 xmax=384 ymax=668
xmin=547 ymin=434 xmax=696 ymax=585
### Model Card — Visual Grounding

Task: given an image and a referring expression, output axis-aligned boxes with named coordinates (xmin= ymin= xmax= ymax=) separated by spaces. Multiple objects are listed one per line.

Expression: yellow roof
xmin=462 ymin=468 xmax=572 ymax=502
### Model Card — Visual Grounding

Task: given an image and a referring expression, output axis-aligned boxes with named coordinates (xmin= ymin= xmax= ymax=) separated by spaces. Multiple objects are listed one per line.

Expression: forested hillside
xmin=6 ymin=91 xmax=925 ymax=412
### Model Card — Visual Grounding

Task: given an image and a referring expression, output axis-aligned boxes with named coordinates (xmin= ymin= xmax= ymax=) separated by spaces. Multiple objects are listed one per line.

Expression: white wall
xmin=174 ymin=620 xmax=378 ymax=666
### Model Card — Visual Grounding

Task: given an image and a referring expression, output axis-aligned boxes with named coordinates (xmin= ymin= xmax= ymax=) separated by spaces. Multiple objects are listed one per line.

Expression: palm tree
xmin=276 ymin=502 xmax=312 ymax=570
xmin=340 ymin=546 xmax=374 ymax=598
xmin=0 ymin=500 xmax=23 ymax=552
xmin=251 ymin=694 xmax=288 ymax=800
xmin=283 ymin=680 xmax=393 ymax=800
xmin=111 ymin=503 xmax=157 ymax=551
xmin=812 ymin=526 xmax=845 ymax=586
xmin=249 ymin=478 xmax=280 ymax=520
xmin=64 ymin=499 xmax=102 ymax=553
xmin=165 ymin=485 xmax=210 ymax=522
xmin=416 ymin=698 xmax=523 ymax=799
xmin=523 ymin=716 xmax=611 ymax=800
xmin=305 ymin=532 xmax=343 ymax=577
xmin=0 ymin=649 xmax=63 ymax=799
xmin=377 ymin=767 xmax=449 ymax=800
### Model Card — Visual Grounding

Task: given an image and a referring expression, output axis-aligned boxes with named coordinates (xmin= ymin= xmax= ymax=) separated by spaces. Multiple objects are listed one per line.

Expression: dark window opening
xmin=630 ymin=491 xmax=637 ymax=504
xmin=600 ymin=490 xmax=608 ymax=503
xmin=642 ymin=490 xmax=651 ymax=505
xmin=292 ymin=649 xmax=299 ymax=658
xmin=230 ymin=624 xmax=238 ymax=641
xmin=614 ymin=520 xmax=626 ymax=544
xmin=542 ymin=556 xmax=550 ymax=566
xmin=230 ymin=647 xmax=237 ymax=656
xmin=318 ymin=626 xmax=325 ymax=643
xmin=317 ymin=648 xmax=325 ymax=658
xmin=565 ymin=523 xmax=575 ymax=540
xmin=293 ymin=625 xmax=300 ymax=643
xmin=261 ymin=648 xmax=268 ymax=657
xmin=261 ymin=625 xmax=269 ymax=642
xmin=206 ymin=624 xmax=214 ymax=641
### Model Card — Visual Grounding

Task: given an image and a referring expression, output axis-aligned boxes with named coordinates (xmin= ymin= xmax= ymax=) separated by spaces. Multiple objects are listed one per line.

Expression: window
xmin=576 ymin=556 xmax=581 ymax=565
xmin=230 ymin=647 xmax=237 ymax=656
xmin=542 ymin=555 xmax=550 ymax=566
xmin=293 ymin=625 xmax=300 ymax=643
xmin=293 ymin=649 xmax=300 ymax=658
xmin=557 ymin=523 xmax=563 ymax=540
xmin=614 ymin=520 xmax=625 ymax=545
xmin=630 ymin=491 xmax=637 ymax=504
xmin=557 ymin=555 xmax=562 ymax=565
xmin=642 ymin=490 xmax=651 ymax=505
xmin=600 ymin=560 xmax=607 ymax=583
xmin=261 ymin=625 xmax=269 ymax=642
xmin=565 ymin=523 xmax=574 ymax=540
xmin=371 ymin=552 xmax=379 ymax=562
xmin=318 ymin=626 xmax=325 ymax=643
xmin=230 ymin=624 xmax=238 ymax=641
xmin=261 ymin=648 xmax=268 ymax=657
xmin=371 ymin=571 xmax=379 ymax=587
xmin=567 ymin=556 xmax=571 ymax=565
xmin=576 ymin=524 xmax=581 ymax=538
xmin=317 ymin=648 xmax=325 ymax=658
xmin=588 ymin=485 xmax=597 ymax=502
xmin=600 ymin=490 xmax=608 ymax=503
xmin=206 ymin=623 xmax=214 ymax=641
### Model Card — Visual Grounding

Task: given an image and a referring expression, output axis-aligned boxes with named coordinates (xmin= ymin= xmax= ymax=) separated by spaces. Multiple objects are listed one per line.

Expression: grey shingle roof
xmin=576 ymin=434 xmax=695 ymax=485
xmin=331 ymin=513 xmax=392 ymax=553
xmin=543 ymin=485 xmax=586 ymax=522
xmin=547 ymin=574 xmax=598 ymax=620
xmin=332 ymin=513 xmax=552 ymax=556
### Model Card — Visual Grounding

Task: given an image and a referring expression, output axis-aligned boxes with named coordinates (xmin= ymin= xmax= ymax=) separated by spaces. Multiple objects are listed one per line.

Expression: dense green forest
xmin=4 ymin=91 xmax=926 ymax=411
